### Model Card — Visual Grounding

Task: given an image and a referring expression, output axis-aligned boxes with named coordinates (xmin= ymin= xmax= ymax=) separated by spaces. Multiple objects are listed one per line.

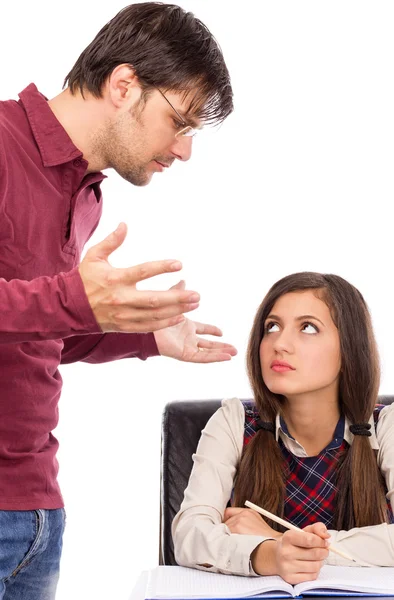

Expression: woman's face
xmin=260 ymin=290 xmax=341 ymax=399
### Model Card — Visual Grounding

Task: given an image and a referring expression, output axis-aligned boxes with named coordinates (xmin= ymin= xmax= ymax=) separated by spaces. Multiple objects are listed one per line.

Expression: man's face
xmin=99 ymin=88 xmax=200 ymax=186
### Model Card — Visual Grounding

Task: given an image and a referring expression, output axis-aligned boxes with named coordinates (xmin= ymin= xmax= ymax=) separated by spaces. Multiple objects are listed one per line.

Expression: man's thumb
xmin=169 ymin=280 xmax=186 ymax=291
xmin=89 ymin=223 xmax=128 ymax=261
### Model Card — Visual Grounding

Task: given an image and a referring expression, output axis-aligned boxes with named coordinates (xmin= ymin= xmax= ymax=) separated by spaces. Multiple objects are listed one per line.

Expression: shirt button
xmin=73 ymin=158 xmax=82 ymax=167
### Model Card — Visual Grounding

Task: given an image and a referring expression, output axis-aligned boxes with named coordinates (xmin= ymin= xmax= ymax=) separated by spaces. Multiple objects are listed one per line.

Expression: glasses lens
xmin=176 ymin=126 xmax=197 ymax=138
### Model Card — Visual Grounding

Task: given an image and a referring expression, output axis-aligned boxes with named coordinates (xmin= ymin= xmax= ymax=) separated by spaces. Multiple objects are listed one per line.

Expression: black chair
xmin=159 ymin=396 xmax=394 ymax=566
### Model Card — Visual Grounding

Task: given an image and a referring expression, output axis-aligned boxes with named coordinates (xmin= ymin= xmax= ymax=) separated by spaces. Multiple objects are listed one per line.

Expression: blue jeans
xmin=0 ymin=508 xmax=65 ymax=600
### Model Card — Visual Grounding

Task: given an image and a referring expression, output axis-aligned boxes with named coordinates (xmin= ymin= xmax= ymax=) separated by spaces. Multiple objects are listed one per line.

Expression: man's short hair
xmin=64 ymin=2 xmax=233 ymax=125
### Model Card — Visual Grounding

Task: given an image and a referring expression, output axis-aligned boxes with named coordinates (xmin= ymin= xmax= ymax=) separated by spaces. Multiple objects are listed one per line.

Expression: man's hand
xmin=153 ymin=281 xmax=237 ymax=362
xmin=79 ymin=223 xmax=201 ymax=333
xmin=223 ymin=507 xmax=282 ymax=538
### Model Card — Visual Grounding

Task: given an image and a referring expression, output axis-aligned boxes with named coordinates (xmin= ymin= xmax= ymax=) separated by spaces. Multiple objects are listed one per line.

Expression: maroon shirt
xmin=0 ymin=84 xmax=159 ymax=509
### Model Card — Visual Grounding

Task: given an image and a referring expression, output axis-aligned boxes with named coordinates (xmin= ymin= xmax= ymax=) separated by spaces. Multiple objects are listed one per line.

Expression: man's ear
xmin=106 ymin=64 xmax=143 ymax=109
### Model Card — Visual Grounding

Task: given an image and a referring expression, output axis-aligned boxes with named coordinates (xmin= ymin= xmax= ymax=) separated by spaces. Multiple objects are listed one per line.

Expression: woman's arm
xmin=171 ymin=397 xmax=275 ymax=576
xmin=326 ymin=523 xmax=394 ymax=566
xmin=326 ymin=403 xmax=394 ymax=567
xmin=172 ymin=397 xmax=331 ymax=579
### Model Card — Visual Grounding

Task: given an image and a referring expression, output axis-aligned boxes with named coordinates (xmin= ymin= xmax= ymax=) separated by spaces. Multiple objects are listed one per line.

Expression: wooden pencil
xmin=245 ymin=500 xmax=367 ymax=566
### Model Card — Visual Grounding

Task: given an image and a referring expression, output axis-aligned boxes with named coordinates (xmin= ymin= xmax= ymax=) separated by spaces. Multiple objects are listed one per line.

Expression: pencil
xmin=245 ymin=500 xmax=366 ymax=566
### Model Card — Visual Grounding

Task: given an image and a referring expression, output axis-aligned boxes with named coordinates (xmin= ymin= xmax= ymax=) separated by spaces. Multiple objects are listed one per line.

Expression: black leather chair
xmin=159 ymin=396 xmax=394 ymax=566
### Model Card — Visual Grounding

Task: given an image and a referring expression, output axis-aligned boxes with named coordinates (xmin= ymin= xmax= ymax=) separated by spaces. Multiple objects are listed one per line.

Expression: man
xmin=0 ymin=3 xmax=235 ymax=598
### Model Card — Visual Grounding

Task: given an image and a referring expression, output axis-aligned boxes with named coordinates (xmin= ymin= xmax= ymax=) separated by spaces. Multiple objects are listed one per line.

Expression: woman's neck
xmin=282 ymin=389 xmax=341 ymax=456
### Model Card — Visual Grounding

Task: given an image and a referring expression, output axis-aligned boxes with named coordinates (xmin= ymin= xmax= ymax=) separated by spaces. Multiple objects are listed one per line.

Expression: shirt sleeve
xmin=0 ymin=127 xmax=99 ymax=343
xmin=171 ymin=397 xmax=275 ymax=576
xmin=326 ymin=403 xmax=394 ymax=567
xmin=0 ymin=268 xmax=101 ymax=343
xmin=60 ymin=331 xmax=160 ymax=363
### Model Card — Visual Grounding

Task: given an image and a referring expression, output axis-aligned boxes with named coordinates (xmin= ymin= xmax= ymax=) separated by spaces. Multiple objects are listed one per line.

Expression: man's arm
xmin=60 ymin=332 xmax=159 ymax=364
xmin=0 ymin=225 xmax=202 ymax=344
xmin=0 ymin=268 xmax=100 ymax=343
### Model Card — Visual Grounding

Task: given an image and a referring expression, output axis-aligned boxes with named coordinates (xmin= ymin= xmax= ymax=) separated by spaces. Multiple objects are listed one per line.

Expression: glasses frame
xmin=156 ymin=88 xmax=197 ymax=138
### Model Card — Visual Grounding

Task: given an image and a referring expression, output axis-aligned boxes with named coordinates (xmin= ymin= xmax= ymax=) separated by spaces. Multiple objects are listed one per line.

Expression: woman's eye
xmin=302 ymin=322 xmax=318 ymax=334
xmin=266 ymin=322 xmax=280 ymax=333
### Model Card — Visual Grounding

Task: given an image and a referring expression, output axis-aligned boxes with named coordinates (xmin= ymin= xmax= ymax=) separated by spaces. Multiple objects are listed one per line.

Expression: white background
xmin=1 ymin=1 xmax=394 ymax=598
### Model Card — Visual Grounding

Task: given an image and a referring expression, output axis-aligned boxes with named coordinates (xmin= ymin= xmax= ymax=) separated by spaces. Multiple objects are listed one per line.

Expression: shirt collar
xmin=18 ymin=83 xmax=86 ymax=168
xmin=275 ymin=411 xmax=379 ymax=455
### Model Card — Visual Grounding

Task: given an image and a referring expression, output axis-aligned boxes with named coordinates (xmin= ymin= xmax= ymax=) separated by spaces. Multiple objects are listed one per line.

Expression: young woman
xmin=172 ymin=272 xmax=394 ymax=584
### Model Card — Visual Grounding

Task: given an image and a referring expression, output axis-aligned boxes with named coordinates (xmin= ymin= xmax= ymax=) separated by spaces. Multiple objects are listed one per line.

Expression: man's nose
xmin=170 ymin=135 xmax=193 ymax=162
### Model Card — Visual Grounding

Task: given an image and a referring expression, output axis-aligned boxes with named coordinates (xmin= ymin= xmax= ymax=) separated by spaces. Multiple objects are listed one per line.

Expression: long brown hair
xmin=64 ymin=2 xmax=233 ymax=126
xmin=233 ymin=272 xmax=388 ymax=530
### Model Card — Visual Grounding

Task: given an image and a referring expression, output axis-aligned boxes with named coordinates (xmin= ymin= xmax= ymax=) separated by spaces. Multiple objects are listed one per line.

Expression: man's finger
xmin=111 ymin=302 xmax=200 ymax=324
xmin=87 ymin=222 xmax=128 ymax=262
xmin=107 ymin=314 xmax=187 ymax=334
xmin=169 ymin=280 xmax=186 ymax=291
xmin=116 ymin=259 xmax=183 ymax=285
xmin=192 ymin=350 xmax=234 ymax=363
xmin=118 ymin=288 xmax=200 ymax=309
xmin=197 ymin=339 xmax=238 ymax=355
xmin=193 ymin=322 xmax=223 ymax=337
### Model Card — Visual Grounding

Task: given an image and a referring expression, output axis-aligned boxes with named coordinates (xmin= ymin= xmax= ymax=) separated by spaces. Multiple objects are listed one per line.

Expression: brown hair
xmin=233 ymin=272 xmax=388 ymax=530
xmin=63 ymin=2 xmax=233 ymax=125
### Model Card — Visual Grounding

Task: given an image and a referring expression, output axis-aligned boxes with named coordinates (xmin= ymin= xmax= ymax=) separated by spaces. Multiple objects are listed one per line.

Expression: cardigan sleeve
xmin=326 ymin=403 xmax=394 ymax=567
xmin=171 ymin=397 xmax=276 ymax=576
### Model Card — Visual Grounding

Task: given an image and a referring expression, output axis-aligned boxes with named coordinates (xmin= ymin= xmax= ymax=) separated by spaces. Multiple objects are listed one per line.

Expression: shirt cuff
xmin=216 ymin=534 xmax=276 ymax=576
xmin=61 ymin=267 xmax=101 ymax=332
xmin=140 ymin=332 xmax=160 ymax=360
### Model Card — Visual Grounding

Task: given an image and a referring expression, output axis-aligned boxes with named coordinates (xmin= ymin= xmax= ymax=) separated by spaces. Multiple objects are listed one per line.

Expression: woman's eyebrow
xmin=266 ymin=313 xmax=281 ymax=322
xmin=295 ymin=314 xmax=325 ymax=326
xmin=265 ymin=313 xmax=325 ymax=326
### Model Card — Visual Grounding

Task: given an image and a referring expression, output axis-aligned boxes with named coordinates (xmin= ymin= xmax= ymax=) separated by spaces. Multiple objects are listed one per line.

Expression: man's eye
xmin=173 ymin=119 xmax=185 ymax=129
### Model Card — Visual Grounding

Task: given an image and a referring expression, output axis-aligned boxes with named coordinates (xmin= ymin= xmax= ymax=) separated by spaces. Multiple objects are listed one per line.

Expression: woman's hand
xmin=252 ymin=523 xmax=330 ymax=584
xmin=223 ymin=507 xmax=282 ymax=539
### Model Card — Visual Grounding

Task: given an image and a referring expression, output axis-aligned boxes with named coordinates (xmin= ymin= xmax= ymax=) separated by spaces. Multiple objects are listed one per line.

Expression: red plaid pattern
xmin=242 ymin=402 xmax=393 ymax=528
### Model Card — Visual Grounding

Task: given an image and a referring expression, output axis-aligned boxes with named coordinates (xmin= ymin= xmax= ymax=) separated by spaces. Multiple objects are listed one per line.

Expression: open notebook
xmin=145 ymin=566 xmax=394 ymax=599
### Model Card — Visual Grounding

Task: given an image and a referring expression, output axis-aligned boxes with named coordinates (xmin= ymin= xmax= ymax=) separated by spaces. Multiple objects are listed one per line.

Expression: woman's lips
xmin=270 ymin=360 xmax=295 ymax=372
xmin=271 ymin=364 xmax=294 ymax=372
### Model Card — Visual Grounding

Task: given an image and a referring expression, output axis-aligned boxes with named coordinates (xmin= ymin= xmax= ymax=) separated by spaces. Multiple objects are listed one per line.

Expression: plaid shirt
xmin=242 ymin=401 xmax=394 ymax=528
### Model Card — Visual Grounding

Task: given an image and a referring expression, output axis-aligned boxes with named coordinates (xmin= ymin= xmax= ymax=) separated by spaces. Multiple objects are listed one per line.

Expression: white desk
xmin=129 ymin=570 xmax=149 ymax=600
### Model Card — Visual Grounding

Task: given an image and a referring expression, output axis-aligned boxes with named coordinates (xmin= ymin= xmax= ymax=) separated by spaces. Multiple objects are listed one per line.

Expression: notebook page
xmin=295 ymin=566 xmax=394 ymax=595
xmin=145 ymin=566 xmax=295 ymax=599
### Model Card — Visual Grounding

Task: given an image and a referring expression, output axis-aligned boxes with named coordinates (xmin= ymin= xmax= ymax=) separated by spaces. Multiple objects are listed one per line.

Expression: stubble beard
xmin=98 ymin=113 xmax=153 ymax=186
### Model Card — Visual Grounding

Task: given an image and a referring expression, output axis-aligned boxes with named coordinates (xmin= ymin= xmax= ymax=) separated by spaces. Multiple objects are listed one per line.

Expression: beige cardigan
xmin=172 ymin=397 xmax=394 ymax=576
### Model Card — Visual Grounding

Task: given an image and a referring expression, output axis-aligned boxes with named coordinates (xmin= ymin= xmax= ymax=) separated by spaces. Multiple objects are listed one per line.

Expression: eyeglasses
xmin=156 ymin=88 xmax=198 ymax=138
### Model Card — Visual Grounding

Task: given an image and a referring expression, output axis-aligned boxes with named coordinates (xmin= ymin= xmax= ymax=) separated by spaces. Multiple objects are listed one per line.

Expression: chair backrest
xmin=159 ymin=395 xmax=394 ymax=566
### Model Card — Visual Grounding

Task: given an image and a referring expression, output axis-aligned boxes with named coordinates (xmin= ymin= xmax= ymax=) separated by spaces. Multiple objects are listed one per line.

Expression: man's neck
xmin=47 ymin=88 xmax=106 ymax=172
